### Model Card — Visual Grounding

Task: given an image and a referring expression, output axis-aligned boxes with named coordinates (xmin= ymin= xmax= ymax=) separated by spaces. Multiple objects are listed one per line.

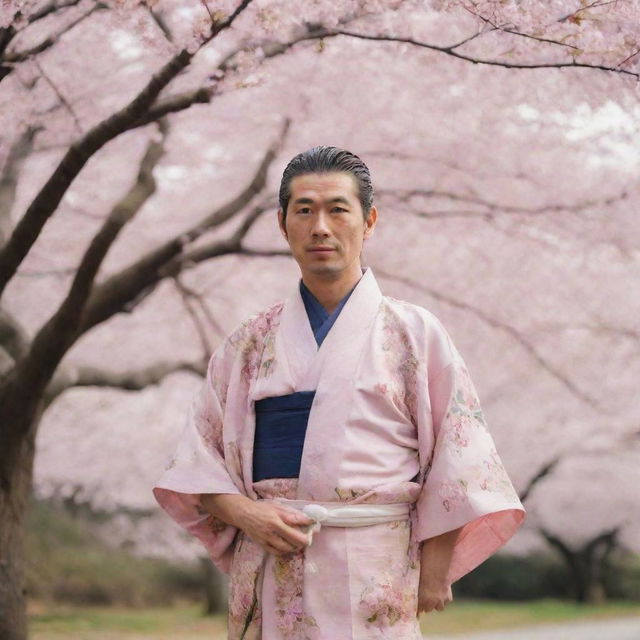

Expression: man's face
xmin=278 ymin=172 xmax=377 ymax=280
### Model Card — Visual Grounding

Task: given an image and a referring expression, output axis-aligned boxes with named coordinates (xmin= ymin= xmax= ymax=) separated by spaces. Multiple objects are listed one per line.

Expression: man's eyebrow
xmin=292 ymin=196 xmax=352 ymax=205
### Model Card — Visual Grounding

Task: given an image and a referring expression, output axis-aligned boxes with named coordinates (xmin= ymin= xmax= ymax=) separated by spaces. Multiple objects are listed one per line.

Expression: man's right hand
xmin=237 ymin=500 xmax=315 ymax=557
xmin=200 ymin=493 xmax=314 ymax=557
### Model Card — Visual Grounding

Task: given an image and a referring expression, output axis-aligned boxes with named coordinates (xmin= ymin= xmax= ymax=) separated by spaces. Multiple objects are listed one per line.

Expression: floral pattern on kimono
xmin=230 ymin=301 xmax=284 ymax=386
xmin=377 ymin=298 xmax=421 ymax=424
xmin=241 ymin=478 xmax=320 ymax=640
xmin=228 ymin=532 xmax=266 ymax=640
xmin=412 ymin=357 xmax=525 ymax=583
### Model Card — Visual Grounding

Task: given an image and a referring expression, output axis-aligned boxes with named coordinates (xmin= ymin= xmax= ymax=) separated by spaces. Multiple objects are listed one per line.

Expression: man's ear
xmin=363 ymin=205 xmax=378 ymax=239
xmin=277 ymin=208 xmax=288 ymax=240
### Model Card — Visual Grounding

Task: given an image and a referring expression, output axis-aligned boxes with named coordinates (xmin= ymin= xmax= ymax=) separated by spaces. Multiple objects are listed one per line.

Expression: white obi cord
xmin=273 ymin=498 xmax=411 ymax=544
xmin=257 ymin=499 xmax=411 ymax=575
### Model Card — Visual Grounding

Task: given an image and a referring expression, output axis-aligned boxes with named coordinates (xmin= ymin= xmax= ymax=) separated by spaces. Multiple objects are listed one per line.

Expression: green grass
xmin=28 ymin=599 xmax=640 ymax=639
xmin=29 ymin=602 xmax=228 ymax=639
xmin=27 ymin=499 xmax=202 ymax=607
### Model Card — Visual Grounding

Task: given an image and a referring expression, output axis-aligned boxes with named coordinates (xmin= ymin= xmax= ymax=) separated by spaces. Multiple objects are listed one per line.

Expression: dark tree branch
xmin=255 ymin=27 xmax=639 ymax=80
xmin=0 ymin=0 xmax=257 ymax=300
xmin=558 ymin=1 xmax=621 ymax=23
xmin=174 ymin=275 xmax=227 ymax=341
xmin=77 ymin=122 xmax=288 ymax=337
xmin=461 ymin=5 xmax=583 ymax=52
xmin=520 ymin=457 xmax=559 ymax=503
xmin=0 ymin=125 xmax=43 ymax=246
xmin=0 ymin=308 xmax=30 ymax=365
xmin=44 ymin=358 xmax=207 ymax=405
xmin=0 ymin=0 xmax=84 ymax=79
xmin=2 ymin=2 xmax=107 ymax=71
xmin=24 ymin=0 xmax=85 ymax=27
xmin=0 ymin=51 xmax=192 ymax=298
xmin=9 ymin=122 xmax=169 ymax=414
xmin=145 ymin=3 xmax=175 ymax=45
xmin=377 ymin=188 xmax=629 ymax=219
xmin=128 ymin=87 xmax=215 ymax=130
xmin=172 ymin=275 xmax=216 ymax=358
xmin=32 ymin=57 xmax=83 ymax=133
xmin=374 ymin=267 xmax=601 ymax=410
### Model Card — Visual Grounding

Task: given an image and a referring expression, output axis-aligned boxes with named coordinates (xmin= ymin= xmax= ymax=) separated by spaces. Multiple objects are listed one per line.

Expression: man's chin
xmin=305 ymin=264 xmax=342 ymax=277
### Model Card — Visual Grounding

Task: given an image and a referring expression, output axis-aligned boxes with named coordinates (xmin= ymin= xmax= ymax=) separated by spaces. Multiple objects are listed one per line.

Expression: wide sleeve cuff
xmin=413 ymin=360 xmax=526 ymax=582
xmin=151 ymin=346 xmax=244 ymax=574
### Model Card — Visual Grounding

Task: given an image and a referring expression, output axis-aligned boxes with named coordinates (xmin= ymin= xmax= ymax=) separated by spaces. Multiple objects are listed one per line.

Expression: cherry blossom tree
xmin=1 ymin=0 xmax=639 ymax=636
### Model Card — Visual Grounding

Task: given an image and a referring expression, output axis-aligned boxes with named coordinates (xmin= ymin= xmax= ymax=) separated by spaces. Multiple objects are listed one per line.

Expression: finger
xmin=266 ymin=542 xmax=304 ymax=558
xmin=425 ymin=599 xmax=438 ymax=613
xmin=264 ymin=543 xmax=289 ymax=557
xmin=267 ymin=533 xmax=300 ymax=554
xmin=435 ymin=601 xmax=445 ymax=612
xmin=278 ymin=509 xmax=315 ymax=527
xmin=265 ymin=533 xmax=301 ymax=554
xmin=276 ymin=521 xmax=311 ymax=547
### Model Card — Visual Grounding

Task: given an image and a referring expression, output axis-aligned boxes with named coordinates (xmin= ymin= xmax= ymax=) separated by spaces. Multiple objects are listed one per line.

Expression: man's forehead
xmin=289 ymin=172 xmax=359 ymax=200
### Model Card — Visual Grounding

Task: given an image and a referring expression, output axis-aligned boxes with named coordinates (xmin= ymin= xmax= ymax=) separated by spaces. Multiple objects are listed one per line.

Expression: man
xmin=153 ymin=146 xmax=525 ymax=639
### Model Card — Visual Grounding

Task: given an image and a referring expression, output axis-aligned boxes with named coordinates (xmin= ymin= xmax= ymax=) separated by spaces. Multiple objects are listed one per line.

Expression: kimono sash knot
xmin=271 ymin=498 xmax=412 ymax=546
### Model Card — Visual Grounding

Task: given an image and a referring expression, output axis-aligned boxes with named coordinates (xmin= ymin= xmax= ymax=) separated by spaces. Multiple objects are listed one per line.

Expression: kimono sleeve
xmin=152 ymin=340 xmax=242 ymax=574
xmin=413 ymin=357 xmax=526 ymax=584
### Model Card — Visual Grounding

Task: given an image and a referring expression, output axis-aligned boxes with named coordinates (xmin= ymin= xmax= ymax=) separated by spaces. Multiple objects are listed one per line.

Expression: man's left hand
xmin=417 ymin=578 xmax=453 ymax=614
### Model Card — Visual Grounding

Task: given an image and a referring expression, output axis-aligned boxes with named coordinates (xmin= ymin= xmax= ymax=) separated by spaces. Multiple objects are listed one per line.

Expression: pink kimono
xmin=152 ymin=268 xmax=525 ymax=639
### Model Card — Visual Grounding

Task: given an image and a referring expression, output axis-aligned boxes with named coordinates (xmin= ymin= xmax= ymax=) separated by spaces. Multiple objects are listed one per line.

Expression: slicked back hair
xmin=278 ymin=146 xmax=374 ymax=222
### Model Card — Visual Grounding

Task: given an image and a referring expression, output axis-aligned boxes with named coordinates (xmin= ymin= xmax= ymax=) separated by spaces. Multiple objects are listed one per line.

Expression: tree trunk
xmin=0 ymin=422 xmax=37 ymax=640
xmin=540 ymin=527 xmax=619 ymax=605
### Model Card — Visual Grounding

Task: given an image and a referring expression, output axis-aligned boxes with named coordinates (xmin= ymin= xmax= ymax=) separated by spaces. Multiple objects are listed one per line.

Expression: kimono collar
xmin=277 ymin=266 xmax=383 ymax=392
xmin=299 ymin=276 xmax=360 ymax=347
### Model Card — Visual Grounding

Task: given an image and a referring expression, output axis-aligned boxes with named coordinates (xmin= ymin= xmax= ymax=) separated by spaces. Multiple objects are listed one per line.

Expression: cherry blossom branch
xmin=165 ymin=200 xmax=274 ymax=271
xmin=145 ymin=3 xmax=175 ymax=45
xmin=127 ymin=87 xmax=216 ymax=130
xmin=172 ymin=274 xmax=218 ymax=357
xmin=1 ymin=1 xmax=108 ymax=77
xmin=76 ymin=123 xmax=287 ymax=337
xmin=254 ymin=26 xmax=638 ymax=81
xmin=0 ymin=0 xmax=256 ymax=300
xmin=520 ymin=457 xmax=560 ymax=503
xmin=44 ymin=358 xmax=207 ymax=405
xmin=0 ymin=53 xmax=190 ymax=298
xmin=9 ymin=122 xmax=168 ymax=412
xmin=24 ymin=0 xmax=85 ymax=26
xmin=377 ymin=188 xmax=630 ymax=219
xmin=374 ymin=266 xmax=601 ymax=410
xmin=461 ymin=5 xmax=582 ymax=52
xmin=32 ymin=57 xmax=83 ymax=133
xmin=0 ymin=308 xmax=29 ymax=364
xmin=557 ymin=0 xmax=621 ymax=22
xmin=327 ymin=29 xmax=639 ymax=79
xmin=0 ymin=125 xmax=42 ymax=246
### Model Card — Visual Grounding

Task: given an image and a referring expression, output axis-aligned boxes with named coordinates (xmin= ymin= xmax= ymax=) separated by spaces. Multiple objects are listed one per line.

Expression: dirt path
xmin=425 ymin=616 xmax=640 ymax=639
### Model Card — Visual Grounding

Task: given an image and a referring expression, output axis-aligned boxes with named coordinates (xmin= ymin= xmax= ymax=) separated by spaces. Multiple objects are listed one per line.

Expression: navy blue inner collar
xmin=299 ymin=277 xmax=360 ymax=347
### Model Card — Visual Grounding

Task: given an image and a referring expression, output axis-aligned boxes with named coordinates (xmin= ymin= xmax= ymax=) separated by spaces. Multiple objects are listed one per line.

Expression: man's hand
xmin=417 ymin=575 xmax=453 ymax=614
xmin=200 ymin=493 xmax=314 ymax=557
xmin=236 ymin=500 xmax=315 ymax=557
xmin=416 ymin=526 xmax=461 ymax=616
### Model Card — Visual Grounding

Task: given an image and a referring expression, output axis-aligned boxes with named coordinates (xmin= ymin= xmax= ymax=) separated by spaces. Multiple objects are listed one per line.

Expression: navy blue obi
xmin=252 ymin=390 xmax=316 ymax=482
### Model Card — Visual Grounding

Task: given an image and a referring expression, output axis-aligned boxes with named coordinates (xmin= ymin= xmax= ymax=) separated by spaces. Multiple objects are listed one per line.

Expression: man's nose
xmin=310 ymin=211 xmax=331 ymax=237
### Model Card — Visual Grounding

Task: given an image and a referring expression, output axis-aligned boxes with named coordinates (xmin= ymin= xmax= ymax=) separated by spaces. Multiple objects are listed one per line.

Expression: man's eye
xmin=297 ymin=208 xmax=312 ymax=214
xmin=331 ymin=207 xmax=347 ymax=213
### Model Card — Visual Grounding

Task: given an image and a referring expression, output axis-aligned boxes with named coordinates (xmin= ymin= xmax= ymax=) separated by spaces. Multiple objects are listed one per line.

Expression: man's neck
xmin=301 ymin=265 xmax=364 ymax=314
